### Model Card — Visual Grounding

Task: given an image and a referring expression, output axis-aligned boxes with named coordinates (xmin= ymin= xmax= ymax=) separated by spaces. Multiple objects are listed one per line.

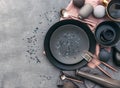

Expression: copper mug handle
xmin=101 ymin=0 xmax=110 ymax=6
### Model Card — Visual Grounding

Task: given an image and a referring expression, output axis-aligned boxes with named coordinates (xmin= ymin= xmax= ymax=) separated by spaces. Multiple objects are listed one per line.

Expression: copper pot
xmin=101 ymin=0 xmax=120 ymax=22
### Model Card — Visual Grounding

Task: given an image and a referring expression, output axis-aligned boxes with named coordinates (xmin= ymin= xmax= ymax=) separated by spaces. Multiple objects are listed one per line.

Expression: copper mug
xmin=101 ymin=0 xmax=120 ymax=22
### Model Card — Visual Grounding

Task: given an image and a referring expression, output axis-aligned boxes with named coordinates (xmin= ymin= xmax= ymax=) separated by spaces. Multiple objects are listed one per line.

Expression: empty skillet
xmin=44 ymin=19 xmax=96 ymax=70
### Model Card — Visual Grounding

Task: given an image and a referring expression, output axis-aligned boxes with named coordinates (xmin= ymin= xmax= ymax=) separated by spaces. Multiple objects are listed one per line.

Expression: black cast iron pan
xmin=44 ymin=19 xmax=96 ymax=70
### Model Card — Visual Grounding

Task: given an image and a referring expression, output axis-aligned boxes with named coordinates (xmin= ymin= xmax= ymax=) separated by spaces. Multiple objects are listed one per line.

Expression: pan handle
xmin=76 ymin=70 xmax=120 ymax=88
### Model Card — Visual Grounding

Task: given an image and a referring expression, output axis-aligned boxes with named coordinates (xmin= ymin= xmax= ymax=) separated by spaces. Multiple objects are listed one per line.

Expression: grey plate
xmin=50 ymin=24 xmax=89 ymax=64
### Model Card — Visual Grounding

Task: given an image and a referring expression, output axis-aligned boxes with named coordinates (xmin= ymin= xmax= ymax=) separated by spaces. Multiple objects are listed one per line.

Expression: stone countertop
xmin=0 ymin=0 xmax=120 ymax=88
xmin=0 ymin=0 xmax=69 ymax=88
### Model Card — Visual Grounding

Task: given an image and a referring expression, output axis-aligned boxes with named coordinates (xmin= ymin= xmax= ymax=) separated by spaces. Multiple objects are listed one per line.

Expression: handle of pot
xmin=101 ymin=0 xmax=109 ymax=6
xmin=76 ymin=70 xmax=120 ymax=88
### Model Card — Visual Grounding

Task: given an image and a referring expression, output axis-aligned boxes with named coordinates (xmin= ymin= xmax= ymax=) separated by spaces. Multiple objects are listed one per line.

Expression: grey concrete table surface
xmin=0 ymin=0 xmax=69 ymax=88
xmin=0 ymin=0 xmax=120 ymax=88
